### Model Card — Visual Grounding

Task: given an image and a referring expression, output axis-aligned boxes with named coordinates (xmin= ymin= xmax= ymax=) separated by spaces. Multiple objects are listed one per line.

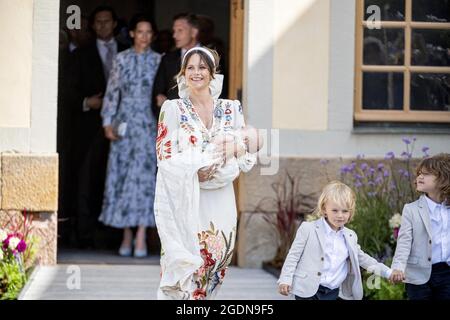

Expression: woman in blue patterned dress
xmin=99 ymin=14 xmax=161 ymax=257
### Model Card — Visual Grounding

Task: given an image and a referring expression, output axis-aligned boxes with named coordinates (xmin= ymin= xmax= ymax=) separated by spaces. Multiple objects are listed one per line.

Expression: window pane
xmin=412 ymin=29 xmax=450 ymax=66
xmin=364 ymin=28 xmax=404 ymax=65
xmin=411 ymin=73 xmax=450 ymax=111
xmin=364 ymin=0 xmax=405 ymax=21
xmin=363 ymin=72 xmax=404 ymax=109
xmin=412 ymin=0 xmax=450 ymax=22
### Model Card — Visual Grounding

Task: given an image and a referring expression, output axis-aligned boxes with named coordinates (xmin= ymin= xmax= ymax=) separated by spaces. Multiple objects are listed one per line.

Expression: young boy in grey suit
xmin=278 ymin=181 xmax=393 ymax=300
xmin=390 ymin=153 xmax=450 ymax=300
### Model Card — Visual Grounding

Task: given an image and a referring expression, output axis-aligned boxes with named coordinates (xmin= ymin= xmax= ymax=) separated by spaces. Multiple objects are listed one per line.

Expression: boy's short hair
xmin=416 ymin=153 xmax=450 ymax=203
xmin=315 ymin=181 xmax=356 ymax=221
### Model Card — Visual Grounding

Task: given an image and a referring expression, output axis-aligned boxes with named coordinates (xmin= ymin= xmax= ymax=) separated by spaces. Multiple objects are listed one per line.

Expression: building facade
xmin=0 ymin=0 xmax=448 ymax=267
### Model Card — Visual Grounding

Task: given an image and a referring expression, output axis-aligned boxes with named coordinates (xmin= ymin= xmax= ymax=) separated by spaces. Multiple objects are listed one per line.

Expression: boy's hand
xmin=389 ymin=270 xmax=405 ymax=283
xmin=278 ymin=284 xmax=291 ymax=296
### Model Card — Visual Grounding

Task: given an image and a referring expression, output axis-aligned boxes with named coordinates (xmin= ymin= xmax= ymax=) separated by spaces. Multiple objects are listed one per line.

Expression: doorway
xmin=57 ymin=0 xmax=244 ymax=254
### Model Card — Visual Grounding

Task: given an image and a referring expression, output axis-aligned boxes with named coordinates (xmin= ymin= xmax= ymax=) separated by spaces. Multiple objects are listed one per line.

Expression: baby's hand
xmin=211 ymin=134 xmax=233 ymax=145
xmin=278 ymin=284 xmax=291 ymax=296
xmin=389 ymin=270 xmax=405 ymax=283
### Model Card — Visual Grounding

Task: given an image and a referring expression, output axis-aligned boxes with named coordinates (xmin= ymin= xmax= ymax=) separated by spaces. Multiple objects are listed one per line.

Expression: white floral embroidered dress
xmin=154 ymin=98 xmax=255 ymax=300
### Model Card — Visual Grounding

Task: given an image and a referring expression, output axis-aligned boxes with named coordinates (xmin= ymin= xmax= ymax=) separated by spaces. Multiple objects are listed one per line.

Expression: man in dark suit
xmin=72 ymin=5 xmax=128 ymax=248
xmin=152 ymin=13 xmax=200 ymax=114
xmin=57 ymin=16 xmax=92 ymax=247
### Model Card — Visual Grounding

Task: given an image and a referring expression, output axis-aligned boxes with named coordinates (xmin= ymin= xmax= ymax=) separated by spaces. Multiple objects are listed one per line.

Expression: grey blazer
xmin=391 ymin=195 xmax=434 ymax=285
xmin=278 ymin=219 xmax=391 ymax=300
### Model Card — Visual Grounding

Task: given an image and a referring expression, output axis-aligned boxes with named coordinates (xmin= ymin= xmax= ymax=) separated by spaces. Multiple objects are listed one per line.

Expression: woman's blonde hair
xmin=313 ymin=181 xmax=356 ymax=221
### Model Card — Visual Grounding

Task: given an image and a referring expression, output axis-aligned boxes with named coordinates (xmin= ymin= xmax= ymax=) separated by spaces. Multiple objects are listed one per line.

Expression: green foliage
xmin=0 ymin=259 xmax=26 ymax=300
xmin=1 ymin=211 xmax=40 ymax=300
xmin=347 ymin=195 xmax=393 ymax=259
xmin=362 ymin=273 xmax=407 ymax=300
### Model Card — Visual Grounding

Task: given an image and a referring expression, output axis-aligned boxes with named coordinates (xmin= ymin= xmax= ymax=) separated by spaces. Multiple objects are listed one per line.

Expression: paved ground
xmin=19 ymin=250 xmax=289 ymax=300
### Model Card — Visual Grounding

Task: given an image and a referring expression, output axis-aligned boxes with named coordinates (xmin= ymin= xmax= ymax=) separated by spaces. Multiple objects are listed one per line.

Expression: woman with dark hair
xmin=99 ymin=14 xmax=161 ymax=258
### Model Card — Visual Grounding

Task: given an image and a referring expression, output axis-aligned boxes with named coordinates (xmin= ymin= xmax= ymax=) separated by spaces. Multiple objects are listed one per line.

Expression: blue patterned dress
xmin=99 ymin=47 xmax=161 ymax=228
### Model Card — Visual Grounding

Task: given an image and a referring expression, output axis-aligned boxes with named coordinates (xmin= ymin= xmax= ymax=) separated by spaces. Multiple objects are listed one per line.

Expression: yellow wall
xmin=273 ymin=0 xmax=329 ymax=130
xmin=0 ymin=0 xmax=33 ymax=128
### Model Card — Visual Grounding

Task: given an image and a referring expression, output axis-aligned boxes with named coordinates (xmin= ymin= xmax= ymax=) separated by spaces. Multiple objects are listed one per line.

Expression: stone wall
xmin=0 ymin=153 xmax=58 ymax=265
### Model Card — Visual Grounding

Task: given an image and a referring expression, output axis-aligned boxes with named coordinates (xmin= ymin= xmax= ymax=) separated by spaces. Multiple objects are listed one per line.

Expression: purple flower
xmin=341 ymin=162 xmax=357 ymax=174
xmin=375 ymin=176 xmax=383 ymax=185
xmin=422 ymin=146 xmax=429 ymax=153
xmin=17 ymin=240 xmax=27 ymax=253
xmin=402 ymin=137 xmax=411 ymax=145
xmin=393 ymin=227 xmax=399 ymax=240
xmin=383 ymin=170 xmax=390 ymax=177
xmin=398 ymin=168 xmax=405 ymax=175
xmin=320 ymin=159 xmax=329 ymax=166
xmin=401 ymin=151 xmax=412 ymax=159
xmin=412 ymin=137 xmax=417 ymax=142
xmin=369 ymin=167 xmax=376 ymax=175
xmin=385 ymin=152 xmax=395 ymax=160
xmin=360 ymin=163 xmax=369 ymax=171
xmin=377 ymin=163 xmax=384 ymax=171
xmin=340 ymin=165 xmax=350 ymax=174
xmin=368 ymin=180 xmax=375 ymax=186
xmin=354 ymin=174 xmax=363 ymax=180
xmin=357 ymin=154 xmax=365 ymax=160
xmin=403 ymin=171 xmax=410 ymax=178
xmin=355 ymin=181 xmax=363 ymax=188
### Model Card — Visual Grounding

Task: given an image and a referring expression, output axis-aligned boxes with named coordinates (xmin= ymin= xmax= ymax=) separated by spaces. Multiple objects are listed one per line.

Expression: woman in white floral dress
xmin=154 ymin=47 xmax=256 ymax=300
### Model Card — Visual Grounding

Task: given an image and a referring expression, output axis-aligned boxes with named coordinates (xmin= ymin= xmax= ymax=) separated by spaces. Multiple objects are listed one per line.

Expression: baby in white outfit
xmin=200 ymin=126 xmax=263 ymax=189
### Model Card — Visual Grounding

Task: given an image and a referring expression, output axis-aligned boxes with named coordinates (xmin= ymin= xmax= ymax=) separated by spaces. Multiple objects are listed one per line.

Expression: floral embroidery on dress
xmin=192 ymin=222 xmax=235 ymax=300
xmin=157 ymin=111 xmax=171 ymax=161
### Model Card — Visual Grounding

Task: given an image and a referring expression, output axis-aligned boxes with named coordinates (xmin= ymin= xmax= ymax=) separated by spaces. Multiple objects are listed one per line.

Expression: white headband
xmin=181 ymin=47 xmax=216 ymax=68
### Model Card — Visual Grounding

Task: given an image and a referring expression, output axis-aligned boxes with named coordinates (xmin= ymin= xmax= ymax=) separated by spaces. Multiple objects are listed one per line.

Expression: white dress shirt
xmin=96 ymin=38 xmax=118 ymax=67
xmin=319 ymin=218 xmax=350 ymax=290
xmin=69 ymin=42 xmax=77 ymax=53
xmin=424 ymin=195 xmax=450 ymax=265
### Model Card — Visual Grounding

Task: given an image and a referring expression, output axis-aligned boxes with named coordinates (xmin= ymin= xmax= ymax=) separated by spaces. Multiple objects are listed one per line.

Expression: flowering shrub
xmin=0 ymin=211 xmax=39 ymax=300
xmin=389 ymin=213 xmax=402 ymax=241
xmin=335 ymin=137 xmax=427 ymax=259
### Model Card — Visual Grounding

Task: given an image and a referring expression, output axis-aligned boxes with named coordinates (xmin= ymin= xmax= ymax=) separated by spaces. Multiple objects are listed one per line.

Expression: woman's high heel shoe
xmin=118 ymin=246 xmax=132 ymax=257
xmin=134 ymin=247 xmax=147 ymax=258
xmin=133 ymin=238 xmax=147 ymax=258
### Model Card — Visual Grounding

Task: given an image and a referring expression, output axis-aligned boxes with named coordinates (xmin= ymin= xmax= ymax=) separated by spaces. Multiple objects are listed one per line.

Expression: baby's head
xmin=314 ymin=181 xmax=356 ymax=230
xmin=415 ymin=153 xmax=450 ymax=203
xmin=237 ymin=126 xmax=264 ymax=154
